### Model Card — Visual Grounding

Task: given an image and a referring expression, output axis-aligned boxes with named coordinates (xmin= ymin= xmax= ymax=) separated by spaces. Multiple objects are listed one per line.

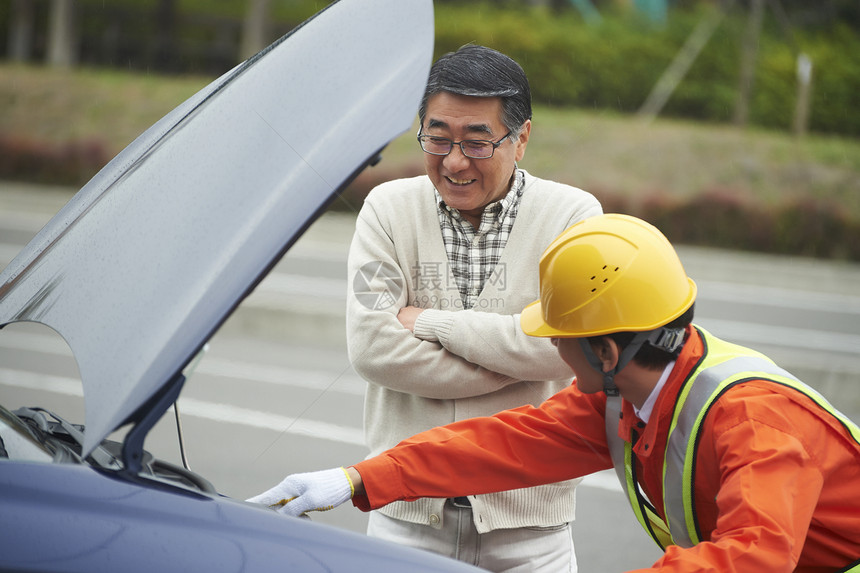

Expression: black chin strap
xmin=578 ymin=327 xmax=685 ymax=396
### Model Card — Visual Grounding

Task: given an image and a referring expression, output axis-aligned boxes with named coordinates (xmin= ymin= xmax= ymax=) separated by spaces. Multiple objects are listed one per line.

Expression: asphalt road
xmin=2 ymin=181 xmax=859 ymax=571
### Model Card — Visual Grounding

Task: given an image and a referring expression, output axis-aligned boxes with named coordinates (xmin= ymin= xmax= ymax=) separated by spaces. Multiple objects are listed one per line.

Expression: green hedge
xmin=639 ymin=189 xmax=860 ymax=260
xmin=8 ymin=1 xmax=858 ymax=135
xmin=0 ymin=135 xmax=109 ymax=187
xmin=340 ymin=169 xmax=860 ymax=262
xmin=433 ymin=3 xmax=860 ymax=137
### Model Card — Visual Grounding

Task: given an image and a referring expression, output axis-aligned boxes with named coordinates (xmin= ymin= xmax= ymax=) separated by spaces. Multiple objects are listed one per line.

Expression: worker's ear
xmin=592 ymin=336 xmax=620 ymax=373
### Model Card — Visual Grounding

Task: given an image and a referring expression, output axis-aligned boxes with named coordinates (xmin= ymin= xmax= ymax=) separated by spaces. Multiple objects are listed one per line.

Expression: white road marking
xmin=0 ymin=368 xmax=365 ymax=446
xmin=0 ymin=364 xmax=619 ymax=490
xmin=0 ymin=330 xmax=365 ymax=395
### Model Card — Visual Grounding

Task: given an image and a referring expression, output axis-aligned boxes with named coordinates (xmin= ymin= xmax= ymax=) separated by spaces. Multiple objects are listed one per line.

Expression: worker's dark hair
xmin=418 ymin=44 xmax=532 ymax=137
xmin=595 ymin=303 xmax=696 ymax=370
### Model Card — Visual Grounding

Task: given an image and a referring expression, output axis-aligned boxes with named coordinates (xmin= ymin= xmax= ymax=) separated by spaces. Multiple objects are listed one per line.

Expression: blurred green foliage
xmin=4 ymin=1 xmax=858 ymax=135
xmin=640 ymin=190 xmax=860 ymax=260
xmin=432 ymin=3 xmax=860 ymax=136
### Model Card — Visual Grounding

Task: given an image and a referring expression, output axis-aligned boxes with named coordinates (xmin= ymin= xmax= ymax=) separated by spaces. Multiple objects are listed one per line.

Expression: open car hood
xmin=0 ymin=0 xmax=433 ymax=458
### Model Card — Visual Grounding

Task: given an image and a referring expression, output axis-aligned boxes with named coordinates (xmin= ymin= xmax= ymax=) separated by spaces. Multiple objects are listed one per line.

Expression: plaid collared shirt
xmin=435 ymin=170 xmax=525 ymax=310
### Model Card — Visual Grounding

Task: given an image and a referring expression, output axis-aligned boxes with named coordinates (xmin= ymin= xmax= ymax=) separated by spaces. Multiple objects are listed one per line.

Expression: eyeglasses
xmin=417 ymin=131 xmax=512 ymax=159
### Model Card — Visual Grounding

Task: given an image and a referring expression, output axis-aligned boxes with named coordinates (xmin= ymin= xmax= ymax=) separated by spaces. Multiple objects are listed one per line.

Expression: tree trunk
xmin=7 ymin=0 xmax=35 ymax=62
xmin=638 ymin=2 xmax=730 ymax=121
xmin=47 ymin=0 xmax=77 ymax=68
xmin=240 ymin=0 xmax=272 ymax=61
xmin=793 ymin=53 xmax=812 ymax=137
xmin=154 ymin=0 xmax=178 ymax=71
xmin=733 ymin=0 xmax=765 ymax=127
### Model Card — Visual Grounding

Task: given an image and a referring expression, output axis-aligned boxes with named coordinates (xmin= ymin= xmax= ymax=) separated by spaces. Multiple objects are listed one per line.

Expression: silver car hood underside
xmin=0 ymin=0 xmax=433 ymax=457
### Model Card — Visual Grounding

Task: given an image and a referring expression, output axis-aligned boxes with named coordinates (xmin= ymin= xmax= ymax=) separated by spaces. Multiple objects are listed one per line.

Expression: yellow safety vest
xmin=605 ymin=326 xmax=860 ymax=571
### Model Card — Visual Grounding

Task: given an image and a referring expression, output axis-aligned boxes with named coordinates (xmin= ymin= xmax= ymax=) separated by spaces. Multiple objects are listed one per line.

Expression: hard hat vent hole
xmin=589 ymin=265 xmax=621 ymax=293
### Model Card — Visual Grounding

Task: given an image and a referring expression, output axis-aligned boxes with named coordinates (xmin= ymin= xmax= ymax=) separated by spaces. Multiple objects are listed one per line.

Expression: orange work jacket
xmin=353 ymin=326 xmax=860 ymax=572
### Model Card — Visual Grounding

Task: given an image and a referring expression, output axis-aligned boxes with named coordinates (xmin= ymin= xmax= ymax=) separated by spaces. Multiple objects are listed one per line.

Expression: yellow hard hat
xmin=521 ymin=214 xmax=697 ymax=338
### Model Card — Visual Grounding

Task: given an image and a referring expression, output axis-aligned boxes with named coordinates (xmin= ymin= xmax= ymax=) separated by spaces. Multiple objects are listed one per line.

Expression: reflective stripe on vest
xmin=606 ymin=396 xmax=673 ymax=549
xmin=606 ymin=326 xmax=860 ymax=552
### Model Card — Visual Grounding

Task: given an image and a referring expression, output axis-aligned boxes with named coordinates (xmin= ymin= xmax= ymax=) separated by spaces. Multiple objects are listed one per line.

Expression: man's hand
xmin=397 ymin=305 xmax=425 ymax=332
xmin=246 ymin=467 xmax=355 ymax=517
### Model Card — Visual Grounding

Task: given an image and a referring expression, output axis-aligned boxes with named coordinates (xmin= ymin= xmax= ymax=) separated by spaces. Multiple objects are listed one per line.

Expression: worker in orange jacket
xmin=249 ymin=214 xmax=860 ymax=572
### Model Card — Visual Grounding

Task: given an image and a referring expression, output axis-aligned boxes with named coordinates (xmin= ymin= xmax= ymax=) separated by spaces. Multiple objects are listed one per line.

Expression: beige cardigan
xmin=346 ymin=170 xmax=602 ymax=533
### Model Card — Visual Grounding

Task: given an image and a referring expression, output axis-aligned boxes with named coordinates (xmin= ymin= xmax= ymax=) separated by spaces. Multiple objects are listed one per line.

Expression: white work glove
xmin=246 ymin=467 xmax=355 ymax=517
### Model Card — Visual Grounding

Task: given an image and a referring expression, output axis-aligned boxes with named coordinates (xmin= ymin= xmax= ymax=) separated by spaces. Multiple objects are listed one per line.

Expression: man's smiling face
xmin=421 ymin=92 xmax=530 ymax=227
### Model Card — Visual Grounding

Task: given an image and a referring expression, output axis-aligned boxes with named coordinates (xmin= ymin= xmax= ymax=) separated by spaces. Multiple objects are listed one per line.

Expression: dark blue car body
xmin=1 ymin=460 xmax=477 ymax=571
xmin=0 ymin=1 xmax=482 ymax=571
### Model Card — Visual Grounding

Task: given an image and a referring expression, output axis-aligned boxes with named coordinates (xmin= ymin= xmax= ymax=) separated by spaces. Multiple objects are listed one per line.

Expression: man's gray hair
xmin=418 ymin=45 xmax=532 ymax=136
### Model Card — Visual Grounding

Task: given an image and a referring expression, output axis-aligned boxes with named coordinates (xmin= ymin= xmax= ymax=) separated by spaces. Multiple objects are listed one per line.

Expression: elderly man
xmin=252 ymin=44 xmax=601 ymax=572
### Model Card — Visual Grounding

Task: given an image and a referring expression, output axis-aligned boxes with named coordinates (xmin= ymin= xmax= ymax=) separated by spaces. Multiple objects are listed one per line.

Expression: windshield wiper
xmin=13 ymin=407 xmax=121 ymax=470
